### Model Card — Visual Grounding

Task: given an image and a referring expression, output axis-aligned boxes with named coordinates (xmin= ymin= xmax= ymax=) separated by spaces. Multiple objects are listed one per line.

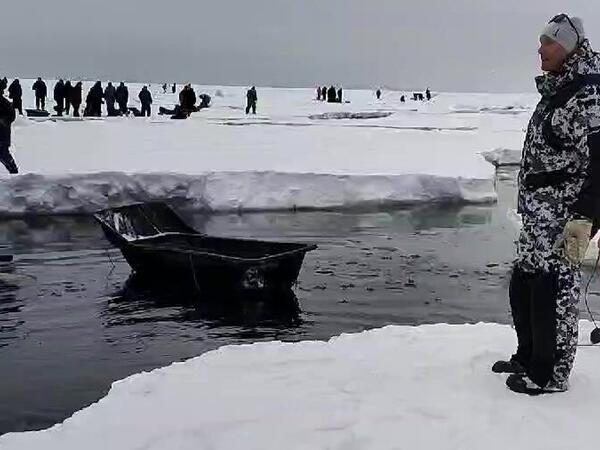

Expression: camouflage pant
xmin=513 ymin=213 xmax=581 ymax=390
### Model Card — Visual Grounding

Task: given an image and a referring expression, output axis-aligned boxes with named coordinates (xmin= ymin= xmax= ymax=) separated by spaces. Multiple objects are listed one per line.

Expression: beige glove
xmin=563 ymin=219 xmax=593 ymax=265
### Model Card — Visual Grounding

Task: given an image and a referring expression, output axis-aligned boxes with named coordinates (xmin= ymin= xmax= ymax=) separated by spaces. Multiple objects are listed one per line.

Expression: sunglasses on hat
xmin=549 ymin=13 xmax=582 ymax=46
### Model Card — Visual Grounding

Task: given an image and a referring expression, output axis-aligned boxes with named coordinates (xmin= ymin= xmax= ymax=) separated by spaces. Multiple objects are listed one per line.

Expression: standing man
xmin=8 ymin=79 xmax=23 ymax=115
xmin=32 ymin=77 xmax=47 ymax=111
xmin=64 ymin=80 xmax=73 ymax=115
xmin=116 ymin=82 xmax=129 ymax=115
xmin=104 ymin=82 xmax=117 ymax=116
xmin=85 ymin=81 xmax=103 ymax=117
xmin=53 ymin=79 xmax=66 ymax=116
xmin=70 ymin=82 xmax=83 ymax=117
xmin=0 ymin=79 xmax=18 ymax=174
xmin=172 ymin=83 xmax=176 ymax=94
xmin=138 ymin=86 xmax=152 ymax=117
xmin=245 ymin=86 xmax=257 ymax=114
xmin=493 ymin=15 xmax=600 ymax=395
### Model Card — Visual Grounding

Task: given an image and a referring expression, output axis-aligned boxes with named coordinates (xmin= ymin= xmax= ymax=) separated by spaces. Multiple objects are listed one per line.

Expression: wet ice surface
xmin=1 ymin=169 xmax=600 ymax=434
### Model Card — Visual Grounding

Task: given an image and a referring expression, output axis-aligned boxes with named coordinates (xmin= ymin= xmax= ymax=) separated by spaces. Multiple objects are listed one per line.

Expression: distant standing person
xmin=179 ymin=84 xmax=197 ymax=114
xmin=85 ymin=81 xmax=103 ymax=117
xmin=32 ymin=77 xmax=47 ymax=110
xmin=316 ymin=86 xmax=322 ymax=101
xmin=70 ymin=82 xmax=83 ymax=117
xmin=172 ymin=83 xmax=176 ymax=94
xmin=53 ymin=79 xmax=66 ymax=116
xmin=400 ymin=95 xmax=406 ymax=103
xmin=327 ymin=85 xmax=336 ymax=103
xmin=138 ymin=86 xmax=153 ymax=117
xmin=321 ymin=86 xmax=327 ymax=102
xmin=64 ymin=80 xmax=73 ymax=115
xmin=0 ymin=79 xmax=18 ymax=174
xmin=337 ymin=87 xmax=343 ymax=103
xmin=376 ymin=89 xmax=382 ymax=100
xmin=426 ymin=88 xmax=431 ymax=101
xmin=162 ymin=83 xmax=167 ymax=94
xmin=116 ymin=82 xmax=129 ymax=115
xmin=104 ymin=82 xmax=117 ymax=116
xmin=246 ymin=86 xmax=257 ymax=114
xmin=8 ymin=79 xmax=23 ymax=115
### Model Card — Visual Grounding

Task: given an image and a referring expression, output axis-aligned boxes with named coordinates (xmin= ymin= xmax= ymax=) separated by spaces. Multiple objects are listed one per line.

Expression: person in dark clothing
xmin=0 ymin=79 xmax=18 ymax=174
xmin=8 ymin=79 xmax=23 ymax=115
xmin=179 ymin=84 xmax=197 ymax=114
xmin=400 ymin=95 xmax=406 ymax=103
xmin=70 ymin=82 xmax=82 ymax=117
xmin=426 ymin=88 xmax=431 ymax=101
xmin=53 ymin=79 xmax=66 ymax=116
xmin=245 ymin=86 xmax=257 ymax=114
xmin=316 ymin=86 xmax=322 ymax=101
xmin=138 ymin=86 xmax=152 ymax=117
xmin=321 ymin=86 xmax=327 ymax=101
xmin=32 ymin=77 xmax=47 ymax=110
xmin=199 ymin=93 xmax=211 ymax=109
xmin=162 ymin=83 xmax=167 ymax=94
xmin=64 ymin=81 xmax=72 ymax=115
xmin=376 ymin=89 xmax=382 ymax=100
xmin=337 ymin=87 xmax=343 ymax=103
xmin=327 ymin=86 xmax=336 ymax=103
xmin=84 ymin=81 xmax=103 ymax=117
xmin=116 ymin=82 xmax=129 ymax=115
xmin=172 ymin=83 xmax=176 ymax=94
xmin=104 ymin=82 xmax=117 ymax=116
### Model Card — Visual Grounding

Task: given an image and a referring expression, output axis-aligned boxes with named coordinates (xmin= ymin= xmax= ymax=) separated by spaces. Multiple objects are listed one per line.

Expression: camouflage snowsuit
xmin=513 ymin=40 xmax=600 ymax=390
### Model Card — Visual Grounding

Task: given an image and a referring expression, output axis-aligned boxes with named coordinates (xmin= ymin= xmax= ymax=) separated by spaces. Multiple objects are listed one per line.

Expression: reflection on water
xmin=0 ymin=261 xmax=22 ymax=350
xmin=106 ymin=275 xmax=302 ymax=329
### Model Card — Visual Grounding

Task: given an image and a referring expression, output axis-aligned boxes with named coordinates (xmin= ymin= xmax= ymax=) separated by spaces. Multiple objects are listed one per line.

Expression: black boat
xmin=94 ymin=202 xmax=317 ymax=292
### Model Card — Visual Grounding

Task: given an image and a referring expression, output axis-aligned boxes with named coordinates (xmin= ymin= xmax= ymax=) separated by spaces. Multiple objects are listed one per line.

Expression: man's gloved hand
xmin=563 ymin=219 xmax=593 ymax=265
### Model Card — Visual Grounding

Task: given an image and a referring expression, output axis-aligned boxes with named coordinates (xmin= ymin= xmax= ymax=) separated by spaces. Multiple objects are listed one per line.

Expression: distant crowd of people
xmin=316 ymin=86 xmax=344 ymax=103
xmin=1 ymin=77 xmax=153 ymax=118
xmin=375 ymin=87 xmax=432 ymax=102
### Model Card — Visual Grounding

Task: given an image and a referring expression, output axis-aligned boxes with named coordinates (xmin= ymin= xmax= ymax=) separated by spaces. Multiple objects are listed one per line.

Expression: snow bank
xmin=3 ymin=321 xmax=600 ymax=450
xmin=0 ymin=83 xmax=542 ymax=216
xmin=482 ymin=148 xmax=522 ymax=167
xmin=0 ymin=171 xmax=495 ymax=216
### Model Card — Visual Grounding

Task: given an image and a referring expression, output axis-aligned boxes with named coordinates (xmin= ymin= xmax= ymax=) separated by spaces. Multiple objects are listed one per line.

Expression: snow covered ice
xmin=0 ymin=81 xmax=536 ymax=215
xmin=2 ymin=321 xmax=600 ymax=450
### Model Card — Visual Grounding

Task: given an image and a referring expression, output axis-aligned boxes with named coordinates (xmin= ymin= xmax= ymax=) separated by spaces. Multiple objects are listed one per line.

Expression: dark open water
xmin=1 ymin=168 xmax=600 ymax=434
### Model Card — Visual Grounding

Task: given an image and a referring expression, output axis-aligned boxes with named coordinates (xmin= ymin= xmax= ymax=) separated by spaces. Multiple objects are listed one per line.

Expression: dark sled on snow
xmin=26 ymin=109 xmax=50 ymax=117
xmin=93 ymin=202 xmax=317 ymax=293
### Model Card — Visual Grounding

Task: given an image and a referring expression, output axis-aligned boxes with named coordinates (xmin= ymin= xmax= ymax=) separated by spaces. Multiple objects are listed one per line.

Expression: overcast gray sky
xmin=1 ymin=0 xmax=599 ymax=92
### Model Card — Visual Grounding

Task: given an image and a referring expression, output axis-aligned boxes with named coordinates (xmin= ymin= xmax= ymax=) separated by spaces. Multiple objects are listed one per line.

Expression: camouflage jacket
xmin=518 ymin=40 xmax=600 ymax=223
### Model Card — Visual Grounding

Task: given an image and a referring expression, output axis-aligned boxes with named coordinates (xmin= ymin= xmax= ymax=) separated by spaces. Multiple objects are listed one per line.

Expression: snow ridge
xmin=0 ymin=171 xmax=496 ymax=216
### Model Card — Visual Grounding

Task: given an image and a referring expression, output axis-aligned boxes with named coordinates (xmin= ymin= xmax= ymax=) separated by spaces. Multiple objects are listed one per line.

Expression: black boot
xmin=491 ymin=359 xmax=526 ymax=374
xmin=506 ymin=374 xmax=565 ymax=395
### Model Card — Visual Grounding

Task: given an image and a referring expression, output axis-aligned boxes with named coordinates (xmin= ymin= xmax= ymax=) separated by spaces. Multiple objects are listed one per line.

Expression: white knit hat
xmin=541 ymin=15 xmax=585 ymax=53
